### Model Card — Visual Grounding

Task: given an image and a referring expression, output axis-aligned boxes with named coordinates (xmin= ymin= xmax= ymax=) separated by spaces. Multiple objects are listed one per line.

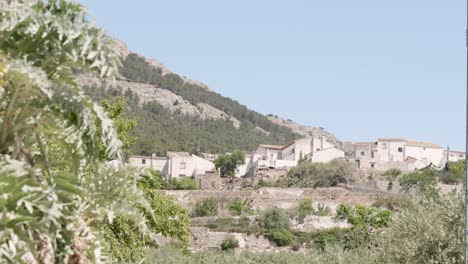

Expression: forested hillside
xmin=84 ymin=52 xmax=303 ymax=155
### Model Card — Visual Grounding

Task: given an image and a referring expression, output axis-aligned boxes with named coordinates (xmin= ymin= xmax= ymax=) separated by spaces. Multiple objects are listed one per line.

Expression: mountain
xmin=266 ymin=115 xmax=341 ymax=147
xmin=82 ymin=39 xmax=340 ymax=156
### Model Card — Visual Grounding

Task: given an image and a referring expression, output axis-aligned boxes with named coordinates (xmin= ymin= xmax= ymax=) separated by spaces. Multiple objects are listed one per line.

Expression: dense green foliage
xmin=214 ymin=151 xmax=246 ymax=177
xmin=281 ymin=160 xmax=356 ymax=188
xmin=0 ymin=1 xmax=142 ymax=262
xmin=376 ymin=193 xmax=463 ymax=264
xmin=164 ymin=177 xmax=198 ymax=190
xmin=297 ymin=199 xmax=314 ymax=222
xmin=399 ymin=160 xmax=465 ymax=194
xmin=202 ymin=217 xmax=263 ymax=235
xmin=227 ymin=198 xmax=253 ymax=216
xmin=336 ymin=204 xmax=392 ymax=228
xmin=85 ymin=52 xmax=301 ymax=155
xmin=121 ymin=53 xmax=299 ymax=140
xmin=85 ymin=85 xmax=299 ymax=155
xmin=266 ymin=228 xmax=295 ymax=246
xmin=193 ymin=198 xmax=219 ymax=217
xmin=98 ymin=97 xmax=137 ymax=160
xmin=260 ymin=208 xmax=290 ymax=230
xmin=220 ymin=236 xmax=239 ymax=251
xmin=0 ymin=2 xmax=192 ymax=262
xmin=147 ymin=244 xmax=377 ymax=264
xmin=105 ymin=169 xmax=190 ymax=262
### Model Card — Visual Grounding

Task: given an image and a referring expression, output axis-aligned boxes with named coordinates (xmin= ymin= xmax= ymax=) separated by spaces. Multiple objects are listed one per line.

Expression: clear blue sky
xmin=79 ymin=0 xmax=466 ymax=150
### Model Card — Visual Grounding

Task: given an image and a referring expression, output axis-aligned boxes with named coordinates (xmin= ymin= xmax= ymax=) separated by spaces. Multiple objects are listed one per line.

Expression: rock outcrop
xmin=267 ymin=115 xmax=341 ymax=148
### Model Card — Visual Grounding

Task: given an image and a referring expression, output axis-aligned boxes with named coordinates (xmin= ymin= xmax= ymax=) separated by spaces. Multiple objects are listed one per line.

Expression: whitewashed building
xmin=248 ymin=136 xmax=344 ymax=176
xmin=444 ymin=149 xmax=466 ymax=162
xmin=352 ymin=138 xmax=445 ymax=171
xmin=128 ymin=152 xmax=215 ymax=179
xmin=128 ymin=155 xmax=168 ymax=172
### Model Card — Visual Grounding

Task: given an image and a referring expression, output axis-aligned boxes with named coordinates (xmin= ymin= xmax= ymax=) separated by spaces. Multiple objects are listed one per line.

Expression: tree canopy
xmin=214 ymin=151 xmax=246 ymax=177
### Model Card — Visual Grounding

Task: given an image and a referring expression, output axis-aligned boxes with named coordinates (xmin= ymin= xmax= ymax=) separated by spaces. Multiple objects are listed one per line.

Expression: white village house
xmin=128 ymin=135 xmax=462 ymax=179
xmin=352 ymin=138 xmax=449 ymax=171
xmin=242 ymin=136 xmax=345 ymax=176
xmin=128 ymin=152 xmax=215 ymax=179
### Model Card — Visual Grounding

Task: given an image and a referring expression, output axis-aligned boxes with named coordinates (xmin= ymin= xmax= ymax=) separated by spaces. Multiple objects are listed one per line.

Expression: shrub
xmin=260 ymin=207 xmax=290 ymax=230
xmin=164 ymin=177 xmax=198 ymax=190
xmin=438 ymin=170 xmax=463 ymax=185
xmin=266 ymin=228 xmax=295 ymax=246
xmin=176 ymin=177 xmax=198 ymax=190
xmin=194 ymin=197 xmax=219 ymax=217
xmin=336 ymin=203 xmax=352 ymax=220
xmin=378 ymin=193 xmax=463 ymax=263
xmin=220 ymin=236 xmax=239 ymax=251
xmin=372 ymin=195 xmax=413 ymax=211
xmin=228 ymin=198 xmax=253 ymax=216
xmin=281 ymin=160 xmax=355 ymax=188
xmin=204 ymin=217 xmax=262 ymax=235
xmin=297 ymin=199 xmax=314 ymax=221
xmin=336 ymin=204 xmax=392 ymax=228
xmin=313 ymin=204 xmax=331 ymax=216
xmin=399 ymin=170 xmax=436 ymax=191
xmin=148 ymin=244 xmax=377 ymax=264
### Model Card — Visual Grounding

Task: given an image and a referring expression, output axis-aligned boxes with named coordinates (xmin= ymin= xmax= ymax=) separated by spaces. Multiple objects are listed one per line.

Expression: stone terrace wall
xmin=160 ymin=187 xmax=377 ymax=211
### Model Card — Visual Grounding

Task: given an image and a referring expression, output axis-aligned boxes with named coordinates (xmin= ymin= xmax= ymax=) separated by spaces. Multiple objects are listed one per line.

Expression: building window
xmin=291 ymin=148 xmax=295 ymax=154
xmin=180 ymin=162 xmax=186 ymax=170
xmin=382 ymin=143 xmax=387 ymax=150
xmin=398 ymin=147 xmax=403 ymax=153
xmin=360 ymin=151 xmax=365 ymax=156
xmin=460 ymin=154 xmax=464 ymax=158
xmin=142 ymin=159 xmax=146 ymax=165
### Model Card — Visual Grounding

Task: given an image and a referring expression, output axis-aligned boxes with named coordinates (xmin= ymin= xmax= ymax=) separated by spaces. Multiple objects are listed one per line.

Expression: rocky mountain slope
xmin=82 ymin=39 xmax=340 ymax=154
xmin=267 ymin=115 xmax=341 ymax=147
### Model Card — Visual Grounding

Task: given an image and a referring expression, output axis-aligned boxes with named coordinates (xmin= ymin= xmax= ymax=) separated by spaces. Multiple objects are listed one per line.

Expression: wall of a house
xmin=311 ymin=148 xmax=345 ymax=163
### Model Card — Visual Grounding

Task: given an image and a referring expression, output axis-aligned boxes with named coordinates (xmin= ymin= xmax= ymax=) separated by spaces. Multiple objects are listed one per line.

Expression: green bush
xmin=297 ymin=199 xmax=314 ymax=221
xmin=336 ymin=204 xmax=392 ymax=228
xmin=266 ymin=228 xmax=295 ymax=246
xmin=164 ymin=177 xmax=198 ymax=190
xmin=227 ymin=198 xmax=253 ymax=216
xmin=378 ymin=193 xmax=463 ymax=263
xmin=220 ymin=236 xmax=239 ymax=251
xmin=203 ymin=217 xmax=262 ymax=235
xmin=280 ymin=160 xmax=355 ymax=188
xmin=336 ymin=203 xmax=352 ymax=220
xmin=399 ymin=170 xmax=436 ymax=191
xmin=438 ymin=170 xmax=463 ymax=185
xmin=194 ymin=197 xmax=219 ymax=217
xmin=313 ymin=203 xmax=331 ymax=216
xmin=260 ymin=207 xmax=290 ymax=230
xmin=147 ymin=244 xmax=377 ymax=264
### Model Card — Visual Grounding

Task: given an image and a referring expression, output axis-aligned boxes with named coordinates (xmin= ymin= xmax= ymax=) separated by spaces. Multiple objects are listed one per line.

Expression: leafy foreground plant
xmin=377 ymin=193 xmax=463 ymax=264
xmin=0 ymin=1 xmax=187 ymax=263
